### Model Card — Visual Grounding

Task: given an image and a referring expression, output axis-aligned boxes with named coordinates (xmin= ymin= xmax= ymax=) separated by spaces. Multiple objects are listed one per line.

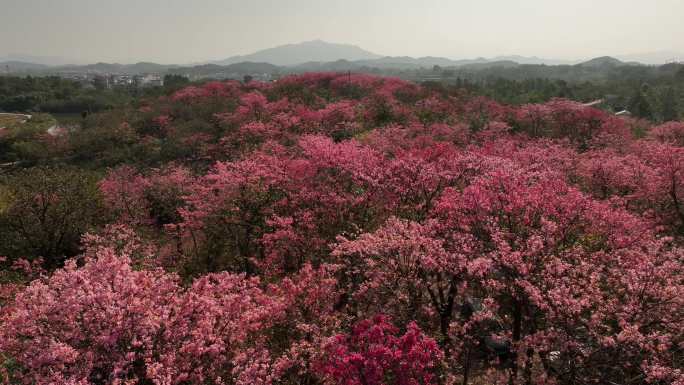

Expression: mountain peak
xmin=214 ymin=41 xmax=382 ymax=66
xmin=578 ymin=56 xmax=625 ymax=67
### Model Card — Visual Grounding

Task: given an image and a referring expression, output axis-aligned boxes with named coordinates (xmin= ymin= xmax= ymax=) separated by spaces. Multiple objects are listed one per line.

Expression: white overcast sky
xmin=1 ymin=0 xmax=683 ymax=64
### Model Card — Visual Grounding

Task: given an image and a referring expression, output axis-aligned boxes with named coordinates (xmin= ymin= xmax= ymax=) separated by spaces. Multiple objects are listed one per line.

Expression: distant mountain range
xmin=490 ymin=55 xmax=576 ymax=65
xmin=2 ymin=40 xmax=683 ymax=76
xmin=0 ymin=61 xmax=50 ymax=71
xmin=59 ymin=62 xmax=179 ymax=74
xmin=0 ymin=61 xmax=179 ymax=74
xmin=213 ymin=41 xmax=577 ymax=69
xmin=172 ymin=62 xmax=280 ymax=77
xmin=0 ymin=54 xmax=78 ymax=66
xmin=211 ymin=42 xmax=682 ymax=67
xmin=615 ymin=51 xmax=684 ymax=65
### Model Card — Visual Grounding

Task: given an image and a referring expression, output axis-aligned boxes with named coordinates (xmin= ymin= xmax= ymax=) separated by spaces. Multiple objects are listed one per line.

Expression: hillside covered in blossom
xmin=1 ymin=73 xmax=683 ymax=385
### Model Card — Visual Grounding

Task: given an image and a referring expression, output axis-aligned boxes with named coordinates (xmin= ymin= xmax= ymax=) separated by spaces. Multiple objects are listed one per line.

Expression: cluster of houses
xmin=92 ymin=74 xmax=164 ymax=89
xmin=51 ymin=71 xmax=276 ymax=87
xmin=55 ymin=73 xmax=165 ymax=89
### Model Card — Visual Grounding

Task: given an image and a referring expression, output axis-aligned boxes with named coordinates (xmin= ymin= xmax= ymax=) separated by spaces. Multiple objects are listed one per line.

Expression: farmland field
xmin=0 ymin=114 xmax=28 ymax=128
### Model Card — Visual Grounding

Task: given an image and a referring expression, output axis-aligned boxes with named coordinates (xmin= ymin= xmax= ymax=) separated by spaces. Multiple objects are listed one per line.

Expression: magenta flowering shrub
xmin=100 ymin=165 xmax=193 ymax=229
xmin=650 ymin=121 xmax=684 ymax=145
xmin=513 ymin=99 xmax=609 ymax=143
xmin=2 ymin=73 xmax=684 ymax=385
xmin=316 ymin=315 xmax=444 ymax=385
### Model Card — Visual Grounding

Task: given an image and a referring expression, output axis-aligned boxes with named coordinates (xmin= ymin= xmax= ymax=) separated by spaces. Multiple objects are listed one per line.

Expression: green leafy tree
xmin=163 ymin=74 xmax=190 ymax=90
xmin=0 ymin=167 xmax=106 ymax=268
xmin=676 ymin=66 xmax=684 ymax=82
xmin=628 ymin=86 xmax=654 ymax=120
xmin=661 ymin=86 xmax=680 ymax=122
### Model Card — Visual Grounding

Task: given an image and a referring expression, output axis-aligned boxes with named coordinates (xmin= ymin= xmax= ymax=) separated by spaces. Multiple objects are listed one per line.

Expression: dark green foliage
xmin=419 ymin=63 xmax=684 ymax=109
xmin=661 ymin=86 xmax=680 ymax=122
xmin=0 ymin=167 xmax=106 ymax=267
xmin=629 ymin=86 xmax=654 ymax=120
xmin=163 ymin=74 xmax=190 ymax=90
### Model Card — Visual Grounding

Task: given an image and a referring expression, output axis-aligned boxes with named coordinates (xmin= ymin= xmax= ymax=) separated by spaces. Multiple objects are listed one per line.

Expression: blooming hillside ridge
xmin=1 ymin=73 xmax=683 ymax=385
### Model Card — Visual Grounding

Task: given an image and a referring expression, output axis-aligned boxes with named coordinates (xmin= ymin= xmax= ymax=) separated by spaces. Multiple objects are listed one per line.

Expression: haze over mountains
xmin=0 ymin=54 xmax=81 ymax=67
xmin=2 ymin=40 xmax=683 ymax=75
xmin=211 ymin=40 xmax=382 ymax=66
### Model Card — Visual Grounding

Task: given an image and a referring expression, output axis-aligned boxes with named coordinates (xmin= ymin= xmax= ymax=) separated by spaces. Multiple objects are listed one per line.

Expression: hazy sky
xmin=1 ymin=0 xmax=683 ymax=64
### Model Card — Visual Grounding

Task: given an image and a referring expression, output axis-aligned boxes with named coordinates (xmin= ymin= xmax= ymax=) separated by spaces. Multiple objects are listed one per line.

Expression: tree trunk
xmin=509 ymin=300 xmax=523 ymax=385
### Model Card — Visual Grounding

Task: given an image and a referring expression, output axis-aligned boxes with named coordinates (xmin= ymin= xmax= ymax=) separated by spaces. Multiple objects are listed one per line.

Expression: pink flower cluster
xmin=316 ymin=315 xmax=444 ymax=385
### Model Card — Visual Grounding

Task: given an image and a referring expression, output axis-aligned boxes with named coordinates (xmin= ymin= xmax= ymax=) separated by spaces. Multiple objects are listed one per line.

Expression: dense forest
xmin=1 ymin=72 xmax=683 ymax=385
xmin=421 ymin=61 xmax=684 ymax=121
xmin=0 ymin=75 xmax=189 ymax=114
